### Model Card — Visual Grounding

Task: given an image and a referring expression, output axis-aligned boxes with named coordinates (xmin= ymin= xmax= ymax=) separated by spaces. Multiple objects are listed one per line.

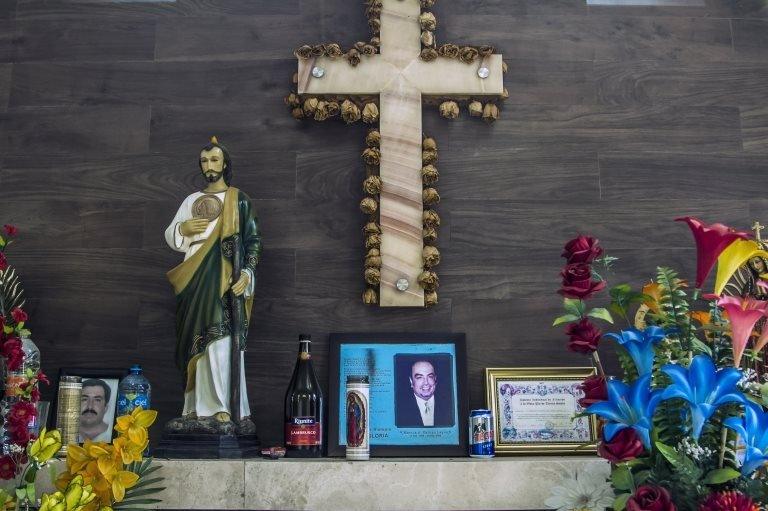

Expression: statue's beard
xmin=204 ymin=171 xmax=223 ymax=183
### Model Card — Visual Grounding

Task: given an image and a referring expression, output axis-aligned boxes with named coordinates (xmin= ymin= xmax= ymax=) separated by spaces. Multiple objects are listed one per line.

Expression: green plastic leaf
xmin=704 ymin=468 xmax=741 ymax=485
xmin=691 ymin=337 xmax=713 ymax=356
xmin=553 ymin=314 xmax=581 ymax=327
xmin=587 ymin=307 xmax=614 ymax=324
xmin=613 ymin=493 xmax=631 ymax=511
xmin=611 ymin=465 xmax=633 ymax=491
xmin=0 ymin=237 xmax=5 ymax=248
xmin=25 ymin=483 xmax=35 ymax=502
xmin=655 ymin=442 xmax=681 ymax=465
xmin=563 ymin=298 xmax=585 ymax=317
xmin=634 ymin=470 xmax=651 ymax=485
xmin=3 ymin=325 xmax=12 ymax=335
xmin=15 ymin=488 xmax=25 ymax=501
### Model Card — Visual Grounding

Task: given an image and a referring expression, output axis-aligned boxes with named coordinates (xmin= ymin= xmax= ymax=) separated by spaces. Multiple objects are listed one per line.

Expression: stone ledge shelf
xmin=104 ymin=457 xmax=608 ymax=510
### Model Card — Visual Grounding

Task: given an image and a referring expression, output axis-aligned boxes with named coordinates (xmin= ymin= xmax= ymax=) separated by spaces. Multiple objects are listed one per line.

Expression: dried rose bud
xmin=438 ymin=44 xmax=460 ymax=59
xmin=365 ymin=267 xmax=381 ymax=285
xmin=366 ymin=233 xmax=382 ymax=250
xmin=422 ymin=164 xmax=439 ymax=185
xmin=370 ymin=36 xmax=381 ymax=47
xmin=325 ymin=43 xmax=343 ymax=58
xmin=478 ymin=45 xmax=494 ymax=57
xmin=502 ymin=88 xmax=509 ymax=100
xmin=422 ymin=150 xmax=437 ymax=165
xmin=439 ymin=101 xmax=460 ymax=119
xmin=367 ymin=0 xmax=383 ymax=7
xmin=459 ymin=46 xmax=479 ymax=64
xmin=303 ymin=97 xmax=319 ymax=116
xmin=347 ymin=49 xmax=361 ymax=67
xmin=423 ymin=245 xmax=441 ymax=267
xmin=420 ymin=48 xmax=438 ymax=62
xmin=421 ymin=0 xmax=436 ymax=7
xmin=291 ymin=107 xmax=305 ymax=120
xmin=294 ymin=45 xmax=313 ymax=59
xmin=365 ymin=254 xmax=382 ymax=269
xmin=423 ymin=188 xmax=441 ymax=205
xmin=468 ymin=100 xmax=483 ymax=117
xmin=423 ymin=137 xmax=437 ymax=151
xmin=284 ymin=93 xmax=299 ymax=107
xmin=354 ymin=41 xmax=367 ymax=52
xmin=313 ymin=100 xmax=330 ymax=121
xmin=482 ymin=103 xmax=499 ymax=123
xmin=362 ymin=103 xmax=379 ymax=123
xmin=418 ymin=270 xmax=439 ymax=292
xmin=423 ymin=209 xmax=441 ymax=228
xmin=341 ymin=99 xmax=361 ymax=123
xmin=327 ymin=101 xmax=340 ymax=117
xmin=421 ymin=30 xmax=435 ymax=48
xmin=363 ymin=287 xmax=378 ymax=305
xmin=311 ymin=44 xmax=325 ymax=57
xmin=362 ymin=44 xmax=377 ymax=56
xmin=366 ymin=130 xmax=381 ymax=147
xmin=362 ymin=147 xmax=381 ymax=165
xmin=292 ymin=72 xmax=299 ymax=84
xmin=419 ymin=12 xmax=437 ymax=31
xmin=424 ymin=291 xmax=438 ymax=307
xmin=502 ymin=61 xmax=508 ymax=73
xmin=365 ymin=5 xmax=382 ymax=18
xmin=423 ymin=226 xmax=438 ymax=243
xmin=369 ymin=18 xmax=381 ymax=33
xmin=360 ymin=197 xmax=378 ymax=215
xmin=363 ymin=175 xmax=383 ymax=195
xmin=364 ymin=224 xmax=381 ymax=236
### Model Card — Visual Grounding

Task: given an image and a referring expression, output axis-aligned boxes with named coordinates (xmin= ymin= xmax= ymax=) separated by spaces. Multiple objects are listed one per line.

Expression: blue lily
xmin=661 ymin=355 xmax=745 ymax=440
xmin=604 ymin=326 xmax=666 ymax=376
xmin=587 ymin=373 xmax=663 ymax=449
xmin=724 ymin=401 xmax=768 ymax=475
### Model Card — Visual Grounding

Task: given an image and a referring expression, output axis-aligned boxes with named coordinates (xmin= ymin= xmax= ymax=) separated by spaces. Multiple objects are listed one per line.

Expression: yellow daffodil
xmin=110 ymin=471 xmax=139 ymax=502
xmin=714 ymin=239 xmax=768 ymax=295
xmin=115 ymin=407 xmax=157 ymax=446
xmin=40 ymin=476 xmax=97 ymax=511
xmin=111 ymin=436 xmax=146 ymax=465
xmin=29 ymin=428 xmax=63 ymax=463
xmin=66 ymin=444 xmax=92 ymax=474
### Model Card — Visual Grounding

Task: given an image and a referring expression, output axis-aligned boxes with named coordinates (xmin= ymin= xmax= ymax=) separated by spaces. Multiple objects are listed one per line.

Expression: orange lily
xmin=690 ymin=310 xmax=712 ymax=326
xmin=642 ymin=282 xmax=663 ymax=314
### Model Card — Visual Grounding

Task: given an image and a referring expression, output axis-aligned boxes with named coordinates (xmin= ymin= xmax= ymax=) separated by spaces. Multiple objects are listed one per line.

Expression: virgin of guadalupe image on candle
xmin=163 ymin=137 xmax=262 ymax=436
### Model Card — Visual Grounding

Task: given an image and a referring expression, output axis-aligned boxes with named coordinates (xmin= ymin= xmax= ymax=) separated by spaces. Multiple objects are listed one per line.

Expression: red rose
xmin=7 ymin=401 xmax=36 ymax=428
xmin=558 ymin=263 xmax=606 ymax=300
xmin=562 ymin=235 xmax=603 ymax=264
xmin=37 ymin=371 xmax=50 ymax=386
xmin=0 ymin=455 xmax=17 ymax=480
xmin=10 ymin=425 xmax=30 ymax=446
xmin=10 ymin=307 xmax=27 ymax=324
xmin=1 ymin=337 xmax=23 ymax=371
xmin=627 ymin=485 xmax=676 ymax=511
xmin=578 ymin=374 xmax=607 ymax=408
xmin=3 ymin=225 xmax=17 ymax=237
xmin=598 ymin=427 xmax=645 ymax=463
xmin=565 ymin=318 xmax=602 ymax=354
xmin=0 ymin=252 xmax=7 ymax=272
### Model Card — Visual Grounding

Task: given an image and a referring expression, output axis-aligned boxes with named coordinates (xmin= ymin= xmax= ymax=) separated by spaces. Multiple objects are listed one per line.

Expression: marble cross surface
xmin=297 ymin=0 xmax=503 ymax=307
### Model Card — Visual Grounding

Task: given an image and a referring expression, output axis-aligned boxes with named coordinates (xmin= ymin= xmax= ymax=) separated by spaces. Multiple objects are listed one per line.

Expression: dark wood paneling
xmin=740 ymin=106 xmax=768 ymax=152
xmin=13 ymin=19 xmax=155 ymax=62
xmin=0 ymin=106 xmax=150 ymax=155
xmin=4 ymin=0 xmax=767 ymax=448
xmin=733 ymin=19 xmax=768 ymax=59
xmin=600 ymin=152 xmax=768 ymax=199
xmin=595 ymin=60 xmax=768 ymax=107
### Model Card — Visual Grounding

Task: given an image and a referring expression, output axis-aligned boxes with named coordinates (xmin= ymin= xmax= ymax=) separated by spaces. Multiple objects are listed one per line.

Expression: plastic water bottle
xmin=1 ymin=335 xmax=41 ymax=453
xmin=117 ymin=364 xmax=151 ymax=416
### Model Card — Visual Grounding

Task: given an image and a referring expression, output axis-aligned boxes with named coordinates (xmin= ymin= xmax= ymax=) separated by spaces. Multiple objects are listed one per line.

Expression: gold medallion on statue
xmin=192 ymin=194 xmax=223 ymax=221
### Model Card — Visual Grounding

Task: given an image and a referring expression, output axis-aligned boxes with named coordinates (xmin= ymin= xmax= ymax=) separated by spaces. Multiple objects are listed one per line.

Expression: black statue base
xmin=155 ymin=431 xmax=260 ymax=459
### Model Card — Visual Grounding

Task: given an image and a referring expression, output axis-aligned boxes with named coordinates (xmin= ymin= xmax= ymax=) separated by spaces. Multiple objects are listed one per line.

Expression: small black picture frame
xmin=52 ymin=367 xmax=129 ymax=443
xmin=328 ymin=332 xmax=468 ymax=457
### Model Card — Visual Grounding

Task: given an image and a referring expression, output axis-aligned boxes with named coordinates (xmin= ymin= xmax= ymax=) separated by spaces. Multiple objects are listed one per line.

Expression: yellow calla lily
xmin=29 ymin=428 xmax=63 ymax=463
xmin=714 ymin=239 xmax=768 ymax=295
xmin=111 ymin=471 xmax=139 ymax=502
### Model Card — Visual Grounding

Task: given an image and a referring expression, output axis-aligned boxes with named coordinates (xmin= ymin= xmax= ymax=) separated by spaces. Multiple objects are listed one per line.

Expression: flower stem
xmin=592 ymin=351 xmax=606 ymax=378
xmin=718 ymin=426 xmax=728 ymax=469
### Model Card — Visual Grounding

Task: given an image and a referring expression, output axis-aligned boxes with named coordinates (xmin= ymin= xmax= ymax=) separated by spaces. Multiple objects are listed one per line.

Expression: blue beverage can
xmin=469 ymin=409 xmax=495 ymax=458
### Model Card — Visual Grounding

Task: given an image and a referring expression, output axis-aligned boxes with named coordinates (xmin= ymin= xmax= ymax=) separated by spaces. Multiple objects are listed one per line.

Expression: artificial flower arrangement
xmin=552 ymin=217 xmax=768 ymax=511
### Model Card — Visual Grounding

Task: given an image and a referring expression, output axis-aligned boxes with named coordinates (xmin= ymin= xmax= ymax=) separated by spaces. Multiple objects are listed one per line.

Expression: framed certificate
xmin=328 ymin=333 xmax=468 ymax=457
xmin=485 ymin=367 xmax=598 ymax=455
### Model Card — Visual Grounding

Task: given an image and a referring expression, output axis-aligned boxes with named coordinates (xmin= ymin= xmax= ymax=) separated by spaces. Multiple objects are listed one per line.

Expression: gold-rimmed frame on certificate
xmin=485 ymin=367 xmax=598 ymax=455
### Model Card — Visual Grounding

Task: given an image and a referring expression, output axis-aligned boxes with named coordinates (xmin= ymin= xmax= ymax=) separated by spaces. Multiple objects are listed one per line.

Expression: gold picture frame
xmin=485 ymin=367 xmax=598 ymax=455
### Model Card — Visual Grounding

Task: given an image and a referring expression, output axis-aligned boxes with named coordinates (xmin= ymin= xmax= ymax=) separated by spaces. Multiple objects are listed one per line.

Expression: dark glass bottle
xmin=284 ymin=334 xmax=324 ymax=457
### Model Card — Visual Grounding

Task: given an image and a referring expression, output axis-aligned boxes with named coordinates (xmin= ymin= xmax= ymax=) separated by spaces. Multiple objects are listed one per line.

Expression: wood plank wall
xmin=0 ymin=0 xmax=767 ymax=446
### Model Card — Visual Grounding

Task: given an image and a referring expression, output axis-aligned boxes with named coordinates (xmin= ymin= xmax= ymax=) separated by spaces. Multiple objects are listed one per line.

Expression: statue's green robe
xmin=166 ymin=187 xmax=261 ymax=392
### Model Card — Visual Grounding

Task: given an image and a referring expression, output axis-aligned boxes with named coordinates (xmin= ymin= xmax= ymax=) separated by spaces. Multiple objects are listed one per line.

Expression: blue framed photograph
xmin=328 ymin=333 xmax=468 ymax=457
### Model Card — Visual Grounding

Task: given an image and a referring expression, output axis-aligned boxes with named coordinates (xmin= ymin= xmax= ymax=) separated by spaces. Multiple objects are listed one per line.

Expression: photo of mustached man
xmin=78 ymin=378 xmax=118 ymax=442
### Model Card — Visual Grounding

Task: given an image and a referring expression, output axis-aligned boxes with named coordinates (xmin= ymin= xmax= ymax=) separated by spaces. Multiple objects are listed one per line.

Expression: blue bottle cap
xmin=130 ymin=364 xmax=142 ymax=373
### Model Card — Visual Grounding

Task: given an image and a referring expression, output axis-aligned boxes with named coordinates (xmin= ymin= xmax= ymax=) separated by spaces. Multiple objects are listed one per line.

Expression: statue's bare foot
xmin=214 ymin=412 xmax=231 ymax=422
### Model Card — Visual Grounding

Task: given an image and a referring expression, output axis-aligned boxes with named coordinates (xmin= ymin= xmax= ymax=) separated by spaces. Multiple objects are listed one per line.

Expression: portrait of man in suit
xmin=395 ymin=355 xmax=455 ymax=428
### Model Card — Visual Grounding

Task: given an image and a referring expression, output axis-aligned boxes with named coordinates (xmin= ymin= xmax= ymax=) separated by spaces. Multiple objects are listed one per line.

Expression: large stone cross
xmin=297 ymin=0 xmax=503 ymax=307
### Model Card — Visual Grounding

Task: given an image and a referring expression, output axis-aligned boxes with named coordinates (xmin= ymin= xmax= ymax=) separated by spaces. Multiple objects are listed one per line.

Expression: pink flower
xmin=2 ymin=225 xmax=17 ymax=237
xmin=698 ymin=491 xmax=760 ymax=511
xmin=676 ymin=217 xmax=750 ymax=289
xmin=0 ymin=455 xmax=16 ymax=480
xmin=1 ymin=337 xmax=23 ymax=371
xmin=10 ymin=307 xmax=27 ymax=324
xmin=717 ymin=295 xmax=768 ymax=367
xmin=0 ymin=252 xmax=7 ymax=272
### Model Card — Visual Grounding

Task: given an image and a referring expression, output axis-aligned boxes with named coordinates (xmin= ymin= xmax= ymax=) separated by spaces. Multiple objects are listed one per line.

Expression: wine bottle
xmin=284 ymin=334 xmax=324 ymax=457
